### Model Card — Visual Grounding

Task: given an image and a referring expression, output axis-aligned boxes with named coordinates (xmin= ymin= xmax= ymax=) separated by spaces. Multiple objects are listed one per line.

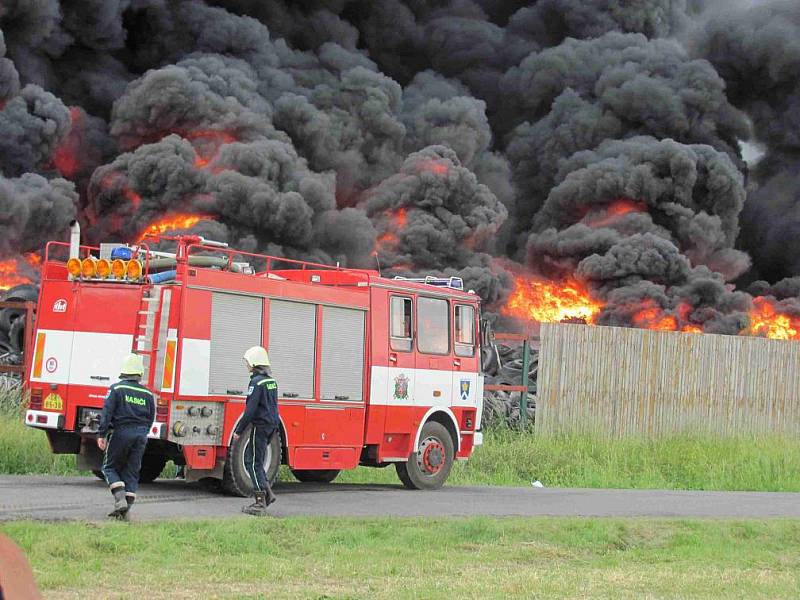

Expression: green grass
xmin=335 ymin=428 xmax=800 ymax=491
xmin=4 ymin=389 xmax=800 ymax=491
xmin=0 ymin=391 xmax=78 ymax=476
xmin=2 ymin=517 xmax=800 ymax=599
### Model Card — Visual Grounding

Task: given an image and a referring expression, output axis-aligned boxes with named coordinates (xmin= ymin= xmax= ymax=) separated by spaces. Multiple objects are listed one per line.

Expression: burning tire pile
xmin=481 ymin=342 xmax=537 ymax=428
xmin=0 ymin=284 xmax=37 ymax=387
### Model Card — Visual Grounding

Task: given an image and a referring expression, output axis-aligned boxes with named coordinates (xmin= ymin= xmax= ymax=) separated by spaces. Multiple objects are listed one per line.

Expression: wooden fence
xmin=536 ymin=322 xmax=800 ymax=437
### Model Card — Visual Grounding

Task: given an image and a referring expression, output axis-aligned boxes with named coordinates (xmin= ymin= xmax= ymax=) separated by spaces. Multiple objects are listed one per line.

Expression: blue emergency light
xmin=110 ymin=247 xmax=133 ymax=261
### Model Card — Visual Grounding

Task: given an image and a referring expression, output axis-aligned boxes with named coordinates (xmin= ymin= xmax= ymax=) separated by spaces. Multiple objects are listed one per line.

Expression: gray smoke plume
xmin=0 ymin=31 xmax=20 ymax=101
xmin=507 ymin=0 xmax=700 ymax=49
xmin=0 ymin=173 xmax=77 ymax=255
xmin=363 ymin=145 xmax=507 ymax=267
xmin=0 ymin=84 xmax=70 ymax=177
xmin=1 ymin=0 xmax=799 ymax=337
xmin=695 ymin=1 xmax=800 ymax=285
xmin=110 ymin=55 xmax=280 ymax=151
xmin=504 ymin=32 xmax=749 ymax=226
xmin=527 ymin=136 xmax=750 ymax=280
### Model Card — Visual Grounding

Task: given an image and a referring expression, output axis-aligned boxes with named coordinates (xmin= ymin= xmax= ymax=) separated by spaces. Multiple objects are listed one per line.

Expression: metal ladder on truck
xmin=132 ymin=286 xmax=169 ymax=390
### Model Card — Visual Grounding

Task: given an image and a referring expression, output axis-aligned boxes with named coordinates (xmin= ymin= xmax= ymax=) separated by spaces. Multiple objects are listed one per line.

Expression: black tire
xmin=480 ymin=344 xmax=500 ymax=376
xmin=92 ymin=469 xmax=105 ymax=480
xmin=395 ymin=421 xmax=455 ymax=490
xmin=8 ymin=318 xmax=25 ymax=352
xmin=0 ymin=307 xmax=25 ymax=333
xmin=222 ymin=426 xmax=282 ymax=497
xmin=290 ymin=468 xmax=340 ymax=483
xmin=1 ymin=284 xmax=39 ymax=303
xmin=138 ymin=453 xmax=168 ymax=483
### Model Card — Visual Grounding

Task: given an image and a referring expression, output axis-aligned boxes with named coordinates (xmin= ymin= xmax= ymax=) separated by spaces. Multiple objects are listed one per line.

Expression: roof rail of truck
xmin=183 ymin=238 xmax=377 ymax=288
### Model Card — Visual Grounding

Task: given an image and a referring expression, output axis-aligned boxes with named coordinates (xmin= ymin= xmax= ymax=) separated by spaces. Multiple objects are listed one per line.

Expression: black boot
xmin=118 ymin=494 xmax=135 ymax=521
xmin=264 ymin=482 xmax=276 ymax=507
xmin=242 ymin=492 xmax=267 ymax=516
xmin=108 ymin=486 xmax=128 ymax=518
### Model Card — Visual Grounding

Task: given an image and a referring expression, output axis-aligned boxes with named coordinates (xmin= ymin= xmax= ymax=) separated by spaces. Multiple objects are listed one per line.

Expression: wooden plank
xmin=537 ymin=323 xmax=800 ymax=438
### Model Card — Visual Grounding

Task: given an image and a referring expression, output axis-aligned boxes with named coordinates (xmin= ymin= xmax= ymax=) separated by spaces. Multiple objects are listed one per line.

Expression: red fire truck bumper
xmin=24 ymin=410 xmax=64 ymax=430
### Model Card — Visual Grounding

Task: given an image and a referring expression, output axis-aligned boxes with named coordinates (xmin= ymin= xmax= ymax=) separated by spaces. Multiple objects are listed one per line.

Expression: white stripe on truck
xmin=29 ymin=329 xmax=133 ymax=386
xmin=178 ymin=338 xmax=211 ymax=396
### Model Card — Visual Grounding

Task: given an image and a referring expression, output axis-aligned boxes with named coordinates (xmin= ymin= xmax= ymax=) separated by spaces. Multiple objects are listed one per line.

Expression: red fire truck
xmin=23 ymin=229 xmax=484 ymax=493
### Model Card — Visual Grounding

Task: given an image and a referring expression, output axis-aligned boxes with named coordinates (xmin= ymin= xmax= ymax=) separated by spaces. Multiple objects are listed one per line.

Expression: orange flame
xmin=136 ymin=214 xmax=213 ymax=243
xmin=374 ymin=208 xmax=408 ymax=254
xmin=503 ymin=275 xmax=603 ymax=324
xmin=52 ymin=107 xmax=83 ymax=179
xmin=98 ymin=171 xmax=141 ymax=209
xmin=631 ymin=300 xmax=677 ymax=331
xmin=0 ymin=254 xmax=40 ymax=291
xmin=416 ymin=160 xmax=449 ymax=175
xmin=501 ymin=274 xmax=710 ymax=334
xmin=0 ymin=259 xmax=30 ymax=291
xmin=187 ymin=130 xmax=237 ymax=169
xmin=583 ymin=198 xmax=647 ymax=228
xmin=25 ymin=253 xmax=42 ymax=267
xmin=748 ymin=297 xmax=800 ymax=340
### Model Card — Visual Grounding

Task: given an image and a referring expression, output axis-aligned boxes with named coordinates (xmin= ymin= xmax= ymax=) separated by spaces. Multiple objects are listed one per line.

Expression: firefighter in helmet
xmin=96 ymin=353 xmax=156 ymax=520
xmin=234 ymin=346 xmax=279 ymax=516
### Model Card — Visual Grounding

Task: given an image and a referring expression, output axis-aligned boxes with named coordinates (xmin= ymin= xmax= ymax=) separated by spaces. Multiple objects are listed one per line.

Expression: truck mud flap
xmin=46 ymin=430 xmax=81 ymax=454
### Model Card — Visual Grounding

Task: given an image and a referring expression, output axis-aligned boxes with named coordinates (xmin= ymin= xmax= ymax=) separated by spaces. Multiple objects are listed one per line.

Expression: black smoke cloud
xmin=0 ymin=84 xmax=70 ymax=177
xmin=695 ymin=1 xmax=800 ymax=288
xmin=0 ymin=173 xmax=77 ymax=255
xmin=0 ymin=0 xmax=797 ymax=336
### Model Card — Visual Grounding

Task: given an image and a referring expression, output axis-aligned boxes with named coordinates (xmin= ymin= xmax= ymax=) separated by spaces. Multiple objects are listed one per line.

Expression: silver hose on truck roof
xmin=146 ymin=256 xmax=245 ymax=272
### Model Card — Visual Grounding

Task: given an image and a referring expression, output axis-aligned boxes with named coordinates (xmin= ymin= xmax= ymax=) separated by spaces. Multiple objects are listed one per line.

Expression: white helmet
xmin=120 ymin=353 xmax=145 ymax=377
xmin=243 ymin=346 xmax=270 ymax=368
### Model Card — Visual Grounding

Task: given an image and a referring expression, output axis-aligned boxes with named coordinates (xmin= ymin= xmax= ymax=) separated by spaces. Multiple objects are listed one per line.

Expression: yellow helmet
xmin=243 ymin=346 xmax=270 ymax=368
xmin=120 ymin=353 xmax=145 ymax=377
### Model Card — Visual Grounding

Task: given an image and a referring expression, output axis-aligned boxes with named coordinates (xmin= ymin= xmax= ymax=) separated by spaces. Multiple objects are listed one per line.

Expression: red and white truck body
xmin=24 ymin=236 xmax=484 ymax=491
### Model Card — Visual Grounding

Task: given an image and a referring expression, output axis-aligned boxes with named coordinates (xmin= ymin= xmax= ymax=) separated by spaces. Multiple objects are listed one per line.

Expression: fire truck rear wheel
xmin=222 ymin=427 xmax=282 ymax=497
xmin=395 ymin=421 xmax=454 ymax=490
xmin=290 ymin=469 xmax=340 ymax=484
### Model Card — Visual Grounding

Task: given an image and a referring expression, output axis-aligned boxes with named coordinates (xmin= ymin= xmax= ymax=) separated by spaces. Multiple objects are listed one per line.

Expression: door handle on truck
xmin=389 ymin=354 xmax=398 ymax=363
xmin=453 ymin=360 xmax=461 ymax=368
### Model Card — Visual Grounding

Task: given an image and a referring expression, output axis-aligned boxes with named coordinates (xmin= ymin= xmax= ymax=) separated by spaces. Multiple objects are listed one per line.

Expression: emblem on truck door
xmin=52 ymin=299 xmax=67 ymax=313
xmin=460 ymin=379 xmax=471 ymax=401
xmin=393 ymin=374 xmax=409 ymax=400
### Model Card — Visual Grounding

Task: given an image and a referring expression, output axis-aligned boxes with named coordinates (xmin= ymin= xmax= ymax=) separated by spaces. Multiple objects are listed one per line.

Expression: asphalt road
xmin=1 ymin=475 xmax=799 ymax=522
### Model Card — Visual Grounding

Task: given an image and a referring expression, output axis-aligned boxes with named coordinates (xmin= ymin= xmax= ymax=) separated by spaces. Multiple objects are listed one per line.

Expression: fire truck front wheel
xmin=222 ymin=427 xmax=282 ymax=497
xmin=395 ymin=421 xmax=455 ymax=490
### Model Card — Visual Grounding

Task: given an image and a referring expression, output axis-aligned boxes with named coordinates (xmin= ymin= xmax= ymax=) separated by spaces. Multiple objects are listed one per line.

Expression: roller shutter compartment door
xmin=268 ymin=300 xmax=316 ymax=399
xmin=209 ymin=293 xmax=263 ymax=395
xmin=320 ymin=306 xmax=365 ymax=402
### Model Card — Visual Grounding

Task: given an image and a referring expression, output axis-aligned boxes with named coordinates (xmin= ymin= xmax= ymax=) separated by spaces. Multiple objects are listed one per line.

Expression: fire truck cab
xmin=24 ymin=234 xmax=484 ymax=493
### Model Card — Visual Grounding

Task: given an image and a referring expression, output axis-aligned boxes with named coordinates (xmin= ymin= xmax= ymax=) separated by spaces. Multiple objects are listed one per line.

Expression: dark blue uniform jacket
xmin=97 ymin=379 xmax=156 ymax=436
xmin=235 ymin=372 xmax=279 ymax=435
